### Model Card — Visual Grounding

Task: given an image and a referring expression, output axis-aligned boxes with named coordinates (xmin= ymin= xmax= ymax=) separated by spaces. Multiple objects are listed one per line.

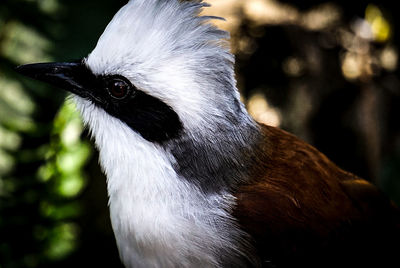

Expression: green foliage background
xmin=1 ymin=1 xmax=125 ymax=267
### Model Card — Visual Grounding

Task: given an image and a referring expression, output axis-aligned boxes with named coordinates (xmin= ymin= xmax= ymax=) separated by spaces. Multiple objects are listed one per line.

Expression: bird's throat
xmin=74 ymin=97 xmax=256 ymax=267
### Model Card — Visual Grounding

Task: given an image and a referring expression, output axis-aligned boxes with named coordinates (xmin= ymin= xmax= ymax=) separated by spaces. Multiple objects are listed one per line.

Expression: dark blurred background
xmin=0 ymin=0 xmax=399 ymax=267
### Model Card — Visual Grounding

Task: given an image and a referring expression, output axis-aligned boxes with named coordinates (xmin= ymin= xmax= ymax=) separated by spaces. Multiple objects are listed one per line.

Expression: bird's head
xmin=16 ymin=0 xmax=250 ymax=145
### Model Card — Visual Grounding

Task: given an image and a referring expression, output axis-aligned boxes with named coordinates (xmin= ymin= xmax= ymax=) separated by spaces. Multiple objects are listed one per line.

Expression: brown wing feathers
xmin=234 ymin=124 xmax=400 ymax=267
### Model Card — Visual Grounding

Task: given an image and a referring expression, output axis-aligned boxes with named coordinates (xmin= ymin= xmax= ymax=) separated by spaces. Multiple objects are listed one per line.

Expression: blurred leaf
xmin=365 ymin=4 xmax=391 ymax=42
xmin=44 ymin=222 xmax=78 ymax=260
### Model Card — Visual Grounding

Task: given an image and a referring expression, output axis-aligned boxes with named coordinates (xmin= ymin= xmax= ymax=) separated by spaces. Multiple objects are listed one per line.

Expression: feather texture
xmin=234 ymin=125 xmax=400 ymax=267
xmin=74 ymin=97 xmax=257 ymax=267
xmin=86 ymin=0 xmax=242 ymax=132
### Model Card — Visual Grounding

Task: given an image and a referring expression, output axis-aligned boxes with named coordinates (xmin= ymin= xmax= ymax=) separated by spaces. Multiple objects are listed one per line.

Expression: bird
xmin=16 ymin=0 xmax=400 ymax=267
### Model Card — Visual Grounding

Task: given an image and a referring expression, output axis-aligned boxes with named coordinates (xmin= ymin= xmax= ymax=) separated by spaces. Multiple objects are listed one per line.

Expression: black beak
xmin=15 ymin=61 xmax=94 ymax=98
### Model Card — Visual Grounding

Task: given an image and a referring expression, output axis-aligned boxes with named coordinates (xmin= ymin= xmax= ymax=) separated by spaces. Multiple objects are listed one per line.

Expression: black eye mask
xmin=16 ymin=60 xmax=183 ymax=144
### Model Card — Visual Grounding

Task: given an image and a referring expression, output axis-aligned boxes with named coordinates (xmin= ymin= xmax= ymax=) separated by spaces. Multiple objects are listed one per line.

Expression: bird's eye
xmin=107 ymin=77 xmax=133 ymax=100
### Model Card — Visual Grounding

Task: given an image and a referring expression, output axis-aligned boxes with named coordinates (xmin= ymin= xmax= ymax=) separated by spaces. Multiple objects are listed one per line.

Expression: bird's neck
xmin=167 ymin=110 xmax=261 ymax=193
xmin=75 ymin=97 xmax=257 ymax=267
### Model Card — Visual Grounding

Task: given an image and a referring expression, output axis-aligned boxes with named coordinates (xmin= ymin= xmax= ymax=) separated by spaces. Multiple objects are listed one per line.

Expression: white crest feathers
xmin=85 ymin=0 xmax=243 ymax=130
